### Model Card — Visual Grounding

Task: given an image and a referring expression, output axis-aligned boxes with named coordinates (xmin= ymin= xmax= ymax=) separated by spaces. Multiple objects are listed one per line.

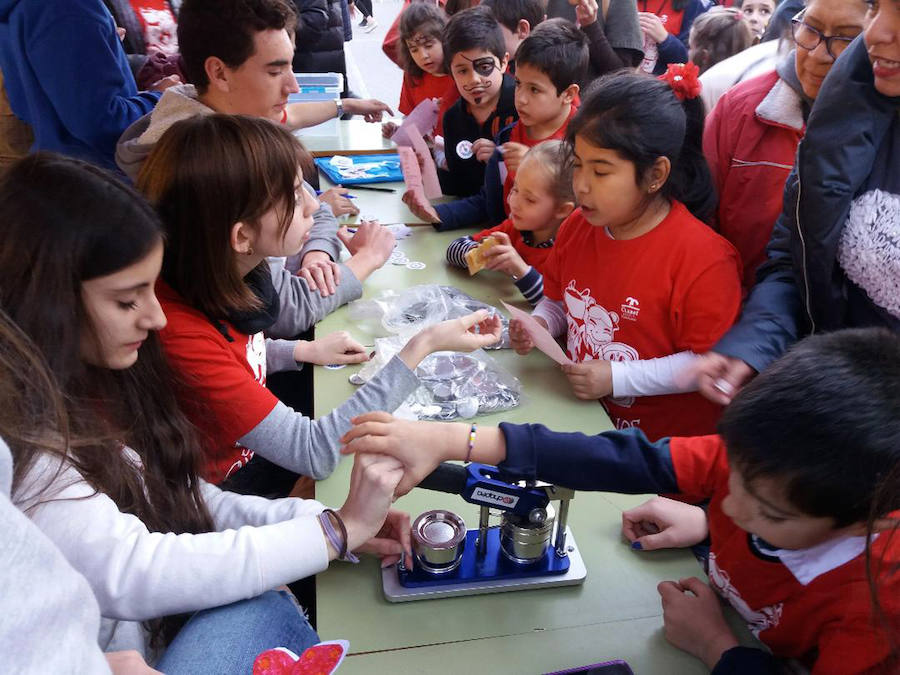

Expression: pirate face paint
xmin=449 ymin=48 xmax=508 ymax=107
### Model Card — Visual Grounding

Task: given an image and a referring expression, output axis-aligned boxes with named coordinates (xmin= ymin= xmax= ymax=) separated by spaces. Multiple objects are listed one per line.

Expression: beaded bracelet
xmin=318 ymin=508 xmax=360 ymax=563
xmin=465 ymin=423 xmax=477 ymax=463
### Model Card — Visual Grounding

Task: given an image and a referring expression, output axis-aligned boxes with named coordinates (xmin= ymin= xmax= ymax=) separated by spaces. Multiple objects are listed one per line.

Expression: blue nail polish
xmin=631 ymin=541 xmax=643 ymax=550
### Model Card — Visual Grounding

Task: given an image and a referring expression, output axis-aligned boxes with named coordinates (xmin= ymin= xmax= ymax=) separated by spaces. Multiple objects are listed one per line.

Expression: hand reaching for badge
xmin=294 ymin=330 xmax=369 ymax=366
xmin=622 ymin=496 xmax=709 ymax=550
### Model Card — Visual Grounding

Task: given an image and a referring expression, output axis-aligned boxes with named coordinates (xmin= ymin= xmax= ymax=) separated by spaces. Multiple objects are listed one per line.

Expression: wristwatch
xmin=334 ymin=98 xmax=344 ymax=119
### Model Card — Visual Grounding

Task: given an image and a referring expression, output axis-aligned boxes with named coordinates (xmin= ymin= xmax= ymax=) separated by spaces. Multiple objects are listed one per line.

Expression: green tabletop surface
xmin=297 ymin=118 xmax=395 ymax=157
xmin=312 ymin=221 xmax=752 ymax=673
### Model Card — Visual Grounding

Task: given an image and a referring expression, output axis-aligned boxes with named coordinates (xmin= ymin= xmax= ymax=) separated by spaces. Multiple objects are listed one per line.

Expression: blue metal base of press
xmin=400 ymin=527 xmax=570 ymax=588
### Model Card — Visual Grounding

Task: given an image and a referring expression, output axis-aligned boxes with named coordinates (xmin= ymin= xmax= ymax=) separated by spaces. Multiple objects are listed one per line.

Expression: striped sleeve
xmin=513 ymin=266 xmax=543 ymax=306
xmin=446 ymin=236 xmax=478 ymax=268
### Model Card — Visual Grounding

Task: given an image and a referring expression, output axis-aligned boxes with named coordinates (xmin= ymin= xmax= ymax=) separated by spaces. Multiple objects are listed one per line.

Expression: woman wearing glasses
xmin=697 ymin=0 xmax=900 ymax=405
xmin=703 ymin=0 xmax=868 ymax=295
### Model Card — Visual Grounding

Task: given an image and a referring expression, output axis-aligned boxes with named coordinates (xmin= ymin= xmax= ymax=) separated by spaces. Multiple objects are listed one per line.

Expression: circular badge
xmin=406 ymin=261 xmax=426 ymax=270
xmin=392 ymin=257 xmax=409 ymax=266
xmin=456 ymin=140 xmax=473 ymax=160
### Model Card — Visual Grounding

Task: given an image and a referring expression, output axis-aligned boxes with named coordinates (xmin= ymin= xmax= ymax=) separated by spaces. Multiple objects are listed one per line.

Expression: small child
xmin=394 ymin=2 xmax=459 ymax=137
xmin=514 ymin=69 xmax=741 ymax=440
xmin=411 ymin=18 xmax=587 ymax=232
xmin=342 ymin=327 xmax=900 ymax=675
xmin=445 ymin=140 xmax=575 ymax=305
xmin=435 ymin=6 xmax=517 ymax=199
xmin=738 ymin=0 xmax=778 ymax=41
xmin=688 ymin=7 xmax=754 ymax=74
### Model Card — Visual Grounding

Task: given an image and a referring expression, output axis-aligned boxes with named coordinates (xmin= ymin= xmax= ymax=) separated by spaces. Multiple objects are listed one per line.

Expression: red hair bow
xmin=659 ymin=62 xmax=702 ymax=101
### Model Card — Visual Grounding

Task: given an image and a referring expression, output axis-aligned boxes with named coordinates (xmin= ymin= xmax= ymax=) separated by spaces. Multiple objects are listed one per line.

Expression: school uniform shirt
xmin=638 ymin=0 xmax=707 ymax=44
xmin=493 ymin=424 xmax=900 ymax=675
xmin=126 ymin=0 xmax=179 ymax=55
xmin=541 ymin=201 xmax=742 ymax=439
xmin=439 ymin=73 xmax=517 ymax=198
xmin=398 ymin=71 xmax=459 ymax=137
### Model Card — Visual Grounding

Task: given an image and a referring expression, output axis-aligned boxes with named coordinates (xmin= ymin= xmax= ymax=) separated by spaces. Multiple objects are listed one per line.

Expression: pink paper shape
xmin=398 ymin=147 xmax=440 ymax=222
xmin=501 ymin=301 xmax=573 ymax=365
xmin=404 ymin=124 xmax=442 ymax=199
xmin=391 ymin=98 xmax=439 ymax=147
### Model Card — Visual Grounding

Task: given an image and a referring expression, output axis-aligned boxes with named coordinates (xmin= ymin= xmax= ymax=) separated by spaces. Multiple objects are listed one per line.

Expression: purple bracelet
xmin=319 ymin=509 xmax=360 ymax=563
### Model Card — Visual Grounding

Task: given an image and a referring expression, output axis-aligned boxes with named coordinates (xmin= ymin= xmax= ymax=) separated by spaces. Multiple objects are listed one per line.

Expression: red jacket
xmin=703 ymin=69 xmax=805 ymax=294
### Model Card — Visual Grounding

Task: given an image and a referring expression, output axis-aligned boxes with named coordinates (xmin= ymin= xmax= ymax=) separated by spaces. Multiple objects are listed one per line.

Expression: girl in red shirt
xmin=512 ymin=69 xmax=742 ymax=440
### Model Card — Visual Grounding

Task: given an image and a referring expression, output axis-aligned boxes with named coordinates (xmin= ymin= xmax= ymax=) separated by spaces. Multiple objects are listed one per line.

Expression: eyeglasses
xmin=791 ymin=10 xmax=857 ymax=61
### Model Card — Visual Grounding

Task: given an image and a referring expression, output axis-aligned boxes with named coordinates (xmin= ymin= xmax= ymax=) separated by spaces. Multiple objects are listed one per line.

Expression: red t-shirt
xmin=472 ymin=218 xmax=555 ymax=273
xmin=501 ymin=104 xmax=577 ymax=213
xmin=398 ymin=71 xmax=460 ymax=137
xmin=638 ymin=0 xmax=685 ymax=36
xmin=542 ymin=201 xmax=742 ymax=439
xmin=128 ymin=1 xmax=179 ymax=55
xmin=671 ymin=435 xmax=900 ymax=674
xmin=156 ymin=280 xmax=279 ymax=484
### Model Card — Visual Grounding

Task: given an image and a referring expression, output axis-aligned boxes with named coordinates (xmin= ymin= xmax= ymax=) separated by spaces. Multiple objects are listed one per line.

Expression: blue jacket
xmin=715 ymin=37 xmax=900 ymax=372
xmin=0 ymin=0 xmax=160 ymax=171
xmin=434 ymin=123 xmax=513 ymax=232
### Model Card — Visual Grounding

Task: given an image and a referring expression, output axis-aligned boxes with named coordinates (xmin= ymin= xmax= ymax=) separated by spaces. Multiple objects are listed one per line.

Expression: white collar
xmin=755 ymin=77 xmax=805 ymax=131
xmin=764 ymin=534 xmax=871 ymax=586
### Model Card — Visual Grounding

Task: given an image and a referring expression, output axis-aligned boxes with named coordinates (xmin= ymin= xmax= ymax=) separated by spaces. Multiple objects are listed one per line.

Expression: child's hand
xmin=695 ymin=351 xmax=756 ymax=405
xmin=472 ymin=138 xmax=497 ymax=163
xmin=336 ymin=453 xmax=405 ymax=553
xmin=402 ymin=189 xmax=441 ymax=223
xmin=414 ymin=309 xmax=503 ymax=356
xmin=571 ymin=0 xmax=599 ymax=27
xmin=561 ymin=359 xmax=613 ymax=399
xmin=622 ymin=496 xmax=709 ymax=550
xmin=298 ymin=253 xmax=341 ymax=295
xmin=638 ymin=12 xmax=668 ymax=43
xmin=354 ymin=509 xmax=413 ymax=568
xmin=341 ymin=412 xmax=459 ymax=496
xmin=338 ymin=219 xmax=394 ymax=258
xmin=500 ymin=142 xmax=529 ymax=174
xmin=482 ymin=231 xmax=530 ymax=279
xmin=509 ymin=317 xmax=537 ymax=355
xmin=294 ymin=331 xmax=369 ymax=366
xmin=382 ymin=121 xmax=399 ymax=139
xmin=657 ymin=578 xmax=740 ymax=669
xmin=319 ymin=185 xmax=360 ymax=217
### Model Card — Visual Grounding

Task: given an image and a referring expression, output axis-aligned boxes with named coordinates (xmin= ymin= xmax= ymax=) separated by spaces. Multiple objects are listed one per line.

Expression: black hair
xmin=515 ymin=18 xmax=589 ymax=94
xmin=720 ymin=328 xmax=900 ymax=528
xmin=566 ymin=71 xmax=716 ymax=222
xmin=481 ymin=0 xmax=545 ymax=32
xmin=442 ymin=5 xmax=507 ymax=66
xmin=399 ymin=2 xmax=448 ymax=80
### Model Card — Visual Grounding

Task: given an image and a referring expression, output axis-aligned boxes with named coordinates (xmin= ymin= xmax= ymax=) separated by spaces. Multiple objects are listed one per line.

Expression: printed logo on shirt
xmin=223 ymin=446 xmax=255 ymax=480
xmin=708 ymin=552 xmax=783 ymax=637
xmin=456 ymin=140 xmax=474 ymax=160
xmin=564 ymin=281 xmax=640 ymax=407
xmin=621 ymin=297 xmax=641 ymax=321
xmin=660 ymin=13 xmax=669 ymax=24
xmin=246 ymin=332 xmax=267 ymax=384
xmin=138 ymin=8 xmax=179 ymax=55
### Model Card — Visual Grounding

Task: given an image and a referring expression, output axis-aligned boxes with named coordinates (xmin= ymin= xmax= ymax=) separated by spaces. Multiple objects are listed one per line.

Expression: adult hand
xmin=561 ymin=359 xmax=612 ymax=399
xmin=638 ymin=12 xmax=668 ymax=44
xmin=319 ymin=186 xmax=360 ymax=218
xmin=337 ymin=453 xmax=404 ymax=552
xmin=509 ymin=317 xmax=539 ymax=355
xmin=658 ymin=578 xmax=740 ymax=669
xmin=148 ymin=74 xmax=182 ymax=92
xmin=472 ymin=138 xmax=497 ymax=163
xmin=295 ymin=331 xmax=368 ymax=365
xmin=695 ymin=351 xmax=755 ymax=405
xmin=622 ymin=496 xmax=709 ymax=550
xmin=382 ymin=121 xmax=399 ymax=138
xmin=298 ymin=253 xmax=340 ymax=296
xmin=105 ymin=651 xmax=162 ymax=674
xmin=500 ymin=142 xmax=529 ymax=174
xmin=402 ymin=189 xmax=441 ymax=223
xmin=572 ymin=0 xmax=599 ymax=27
xmin=345 ymin=98 xmax=395 ymax=123
xmin=355 ymin=509 xmax=413 ymax=568
xmin=482 ymin=231 xmax=530 ymax=279
xmin=341 ymin=411 xmax=457 ymax=496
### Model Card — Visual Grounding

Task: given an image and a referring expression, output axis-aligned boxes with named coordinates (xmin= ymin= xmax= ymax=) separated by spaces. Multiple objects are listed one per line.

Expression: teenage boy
xmin=408 ymin=19 xmax=587 ymax=232
xmin=437 ymin=6 xmax=518 ymax=199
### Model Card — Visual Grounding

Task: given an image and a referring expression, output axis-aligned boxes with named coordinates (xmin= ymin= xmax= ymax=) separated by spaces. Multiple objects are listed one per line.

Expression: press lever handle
xmin=417 ymin=462 xmax=468 ymax=495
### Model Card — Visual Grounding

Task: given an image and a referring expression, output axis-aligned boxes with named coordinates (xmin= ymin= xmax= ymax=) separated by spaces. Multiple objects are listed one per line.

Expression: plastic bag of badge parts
xmin=354 ymin=337 xmax=521 ymax=420
xmin=347 ymin=284 xmax=510 ymax=348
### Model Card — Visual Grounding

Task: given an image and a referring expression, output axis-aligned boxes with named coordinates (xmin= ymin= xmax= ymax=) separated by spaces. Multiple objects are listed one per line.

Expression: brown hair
xmin=522 ymin=140 xmax=575 ymax=206
xmin=138 ymin=114 xmax=312 ymax=319
xmin=689 ymin=7 xmax=754 ymax=74
xmin=177 ymin=0 xmax=298 ymax=93
xmin=399 ymin=2 xmax=448 ymax=80
xmin=0 ymin=153 xmax=215 ymax=646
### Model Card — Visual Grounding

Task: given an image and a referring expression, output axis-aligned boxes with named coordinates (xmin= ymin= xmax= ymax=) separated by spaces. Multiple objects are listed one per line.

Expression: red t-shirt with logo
xmin=541 ymin=201 xmax=741 ymax=439
xmin=398 ymin=72 xmax=460 ymax=137
xmin=156 ymin=280 xmax=279 ymax=484
xmin=671 ymin=435 xmax=900 ymax=674
xmin=472 ymin=218 xmax=555 ymax=273
xmin=128 ymin=1 xmax=179 ymax=55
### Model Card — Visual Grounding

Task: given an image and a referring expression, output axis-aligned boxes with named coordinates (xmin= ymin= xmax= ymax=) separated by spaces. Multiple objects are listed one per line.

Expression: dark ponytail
xmin=566 ymin=71 xmax=716 ymax=223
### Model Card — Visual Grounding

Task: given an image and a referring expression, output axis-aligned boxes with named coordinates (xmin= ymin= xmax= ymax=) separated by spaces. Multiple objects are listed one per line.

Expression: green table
xmin=298 ymin=119 xmax=395 ymax=158
xmin=312 ymin=227 xmax=744 ymax=673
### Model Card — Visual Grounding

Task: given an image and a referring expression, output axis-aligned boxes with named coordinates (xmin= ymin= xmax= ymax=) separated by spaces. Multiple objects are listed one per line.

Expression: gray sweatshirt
xmin=0 ymin=438 xmax=111 ymax=673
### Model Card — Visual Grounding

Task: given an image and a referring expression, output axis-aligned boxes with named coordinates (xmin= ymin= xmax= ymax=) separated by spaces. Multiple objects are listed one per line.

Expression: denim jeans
xmin=156 ymin=590 xmax=319 ymax=674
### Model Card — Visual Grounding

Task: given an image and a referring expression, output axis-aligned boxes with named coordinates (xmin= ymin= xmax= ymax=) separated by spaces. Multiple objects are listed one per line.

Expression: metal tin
xmin=500 ymin=505 xmax=555 ymax=565
xmin=411 ymin=510 xmax=467 ymax=574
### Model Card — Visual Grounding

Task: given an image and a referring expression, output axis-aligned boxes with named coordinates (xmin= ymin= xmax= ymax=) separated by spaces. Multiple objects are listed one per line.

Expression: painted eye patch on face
xmin=463 ymin=54 xmax=501 ymax=78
